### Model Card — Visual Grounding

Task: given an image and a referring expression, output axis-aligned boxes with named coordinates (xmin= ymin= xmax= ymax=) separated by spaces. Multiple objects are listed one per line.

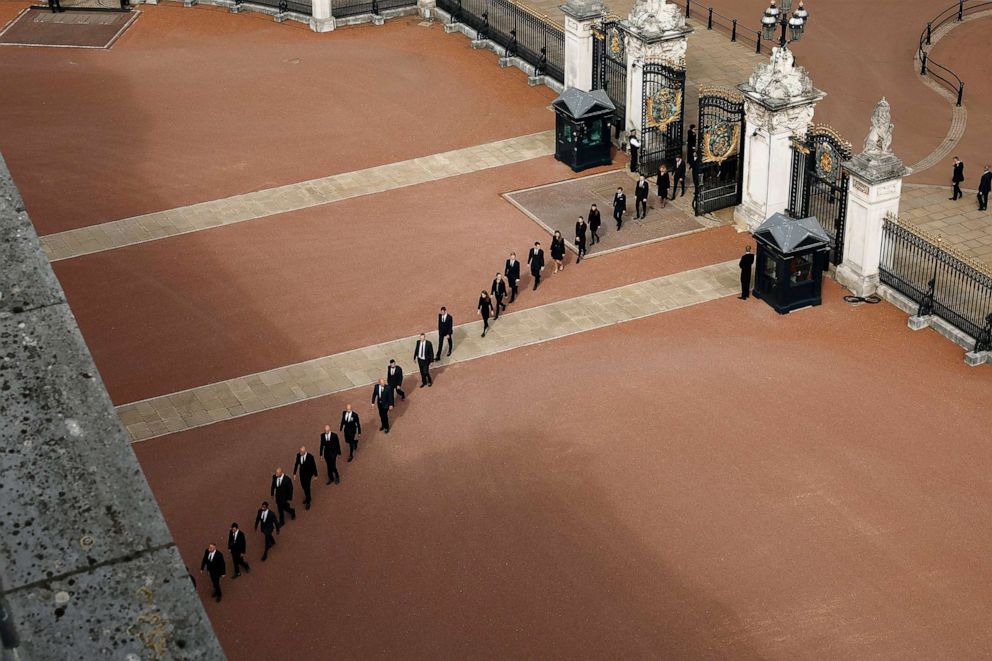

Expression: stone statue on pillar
xmin=845 ymin=97 xmax=909 ymax=185
xmin=862 ymin=97 xmax=894 ymax=156
xmin=626 ymin=0 xmax=686 ymax=38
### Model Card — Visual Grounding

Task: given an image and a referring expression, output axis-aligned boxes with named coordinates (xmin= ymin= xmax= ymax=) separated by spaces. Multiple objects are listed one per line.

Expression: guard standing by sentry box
xmin=751 ymin=213 xmax=831 ymax=314
xmin=552 ymin=88 xmax=615 ymax=172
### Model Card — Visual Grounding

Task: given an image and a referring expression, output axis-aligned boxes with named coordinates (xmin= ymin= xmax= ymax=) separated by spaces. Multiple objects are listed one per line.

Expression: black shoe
xmin=326 ymin=479 xmax=332 ymax=485
xmin=379 ymin=427 xmax=384 ymax=431
xmin=384 ymin=428 xmax=390 ymax=434
xmin=428 ymin=381 xmax=432 ymax=387
xmin=305 ymin=502 xmax=311 ymax=510
xmin=215 ymin=595 xmax=222 ymax=603
xmin=244 ymin=564 xmax=251 ymax=573
xmin=419 ymin=383 xmax=425 ymax=388
xmin=335 ymin=475 xmax=340 ymax=484
xmin=262 ymin=554 xmax=268 ymax=561
xmin=290 ymin=511 xmax=296 ymax=520
xmin=400 ymin=395 xmax=405 ymax=400
xmin=447 ymin=351 xmax=451 ymax=356
xmin=347 ymin=456 xmax=353 ymax=462
xmin=232 ymin=573 xmax=240 ymax=580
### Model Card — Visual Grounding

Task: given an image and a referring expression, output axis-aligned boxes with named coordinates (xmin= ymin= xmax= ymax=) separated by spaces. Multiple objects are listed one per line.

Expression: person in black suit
xmin=588 ymin=204 xmax=601 ymax=245
xmin=387 ymin=359 xmax=405 ymax=400
xmin=437 ymin=307 xmax=454 ymax=360
xmin=671 ymin=157 xmax=687 ymax=199
xmin=491 ymin=274 xmax=508 ymax=318
xmin=270 ymin=467 xmax=295 ymax=524
xmin=504 ymin=253 xmax=521 ymax=303
xmin=200 ymin=543 xmax=226 ymax=602
xmin=739 ymin=245 xmax=755 ymax=300
xmin=414 ymin=333 xmax=434 ymax=387
xmin=575 ymin=216 xmax=587 ymax=262
xmin=634 ymin=175 xmax=650 ymax=219
xmin=686 ymin=124 xmax=697 ymax=170
xmin=340 ymin=404 xmax=361 ymax=462
xmin=293 ymin=446 xmax=318 ymax=510
xmin=228 ymin=523 xmax=250 ymax=579
xmin=612 ymin=187 xmax=627 ymax=230
xmin=319 ymin=424 xmax=341 ymax=484
xmin=951 ymin=156 xmax=965 ymax=200
xmin=254 ymin=501 xmax=280 ymax=562
xmin=528 ymin=241 xmax=545 ymax=290
xmin=372 ymin=378 xmax=395 ymax=433
xmin=977 ymin=165 xmax=990 ymax=211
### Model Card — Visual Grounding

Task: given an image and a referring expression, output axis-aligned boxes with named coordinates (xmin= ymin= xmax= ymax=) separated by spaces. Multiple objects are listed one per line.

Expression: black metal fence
xmin=879 ymin=217 xmax=992 ymax=351
xmin=438 ymin=0 xmax=565 ymax=83
xmin=332 ymin=0 xmax=414 ymax=18
xmin=918 ymin=0 xmax=992 ymax=106
xmin=667 ymin=0 xmax=764 ymax=54
xmin=242 ymin=0 xmax=312 ymax=14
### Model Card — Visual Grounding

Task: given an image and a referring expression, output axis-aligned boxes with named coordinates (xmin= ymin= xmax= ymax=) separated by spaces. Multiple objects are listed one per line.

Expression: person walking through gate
xmin=686 ymin=124 xmax=697 ymax=170
xmin=293 ymin=446 xmax=318 ymax=510
xmin=254 ymin=501 xmax=280 ymax=562
xmin=951 ymin=156 xmax=965 ymax=200
xmin=739 ymin=245 xmax=755 ymax=300
xmin=628 ymin=130 xmax=641 ymax=173
xmin=478 ymin=290 xmax=493 ymax=337
xmin=550 ymin=230 xmax=566 ymax=273
xmin=588 ymin=204 xmax=601 ymax=245
xmin=414 ymin=333 xmax=434 ymax=387
xmin=319 ymin=425 xmax=341 ymax=484
xmin=491 ymin=274 xmax=508 ymax=318
xmin=575 ymin=216 xmax=588 ymax=262
xmin=437 ymin=307 xmax=453 ymax=360
xmin=978 ymin=165 xmax=991 ymax=211
xmin=387 ymin=359 xmax=405 ymax=400
xmin=657 ymin=164 xmax=670 ymax=208
xmin=671 ymin=156 xmax=687 ymax=199
xmin=504 ymin=253 xmax=521 ymax=303
xmin=613 ymin=187 xmax=627 ymax=230
xmin=528 ymin=241 xmax=545 ymax=290
xmin=635 ymin=175 xmax=650 ymax=219
xmin=340 ymin=404 xmax=362 ymax=461
xmin=270 ymin=467 xmax=295 ymax=524
xmin=228 ymin=523 xmax=250 ymax=579
xmin=200 ymin=543 xmax=226 ymax=602
xmin=371 ymin=378 xmax=394 ymax=433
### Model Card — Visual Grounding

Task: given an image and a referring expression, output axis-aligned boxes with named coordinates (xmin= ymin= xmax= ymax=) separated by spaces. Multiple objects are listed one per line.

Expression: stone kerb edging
xmin=141 ymin=0 xmax=419 ymax=28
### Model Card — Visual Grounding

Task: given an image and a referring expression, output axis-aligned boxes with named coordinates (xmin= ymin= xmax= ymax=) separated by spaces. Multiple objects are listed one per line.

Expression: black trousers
xmin=209 ymin=573 xmax=222 ymax=598
xmin=481 ymin=314 xmax=490 ymax=333
xmin=532 ymin=270 xmax=541 ymax=290
xmin=508 ymin=282 xmax=518 ymax=302
xmin=391 ymin=385 xmax=405 ymax=399
xmin=671 ymin=174 xmax=685 ymax=198
xmin=629 ymin=146 xmax=639 ymax=172
xmin=613 ymin=207 xmax=623 ymax=229
xmin=438 ymin=333 xmax=452 ymax=356
xmin=300 ymin=476 xmax=313 ymax=504
xmin=275 ymin=497 xmax=295 ymax=524
xmin=953 ymin=181 xmax=962 ymax=199
xmin=635 ymin=197 xmax=647 ymax=218
xmin=346 ymin=438 xmax=358 ymax=459
xmin=261 ymin=530 xmax=276 ymax=557
xmin=324 ymin=456 xmax=339 ymax=482
xmin=377 ymin=404 xmax=390 ymax=431
xmin=576 ymin=239 xmax=586 ymax=260
xmin=231 ymin=551 xmax=250 ymax=575
xmin=417 ymin=359 xmax=432 ymax=385
xmin=590 ymin=228 xmax=600 ymax=244
xmin=979 ymin=191 xmax=988 ymax=210
xmin=741 ymin=274 xmax=752 ymax=299
xmin=493 ymin=295 xmax=505 ymax=318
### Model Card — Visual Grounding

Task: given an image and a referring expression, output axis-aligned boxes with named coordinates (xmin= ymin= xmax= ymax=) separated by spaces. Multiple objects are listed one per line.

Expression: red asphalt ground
xmin=136 ymin=284 xmax=992 ymax=660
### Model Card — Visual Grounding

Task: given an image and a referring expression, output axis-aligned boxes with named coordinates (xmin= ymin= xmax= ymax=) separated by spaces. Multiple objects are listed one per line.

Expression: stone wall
xmin=0 ymin=152 xmax=224 ymax=659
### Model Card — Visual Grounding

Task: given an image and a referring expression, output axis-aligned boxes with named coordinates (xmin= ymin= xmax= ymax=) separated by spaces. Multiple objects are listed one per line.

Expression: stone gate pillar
xmin=621 ymin=0 xmax=690 ymax=135
xmin=561 ymin=0 xmax=603 ymax=92
xmin=310 ymin=0 xmax=335 ymax=31
xmin=735 ymin=47 xmax=824 ymax=231
xmin=835 ymin=98 xmax=911 ymax=297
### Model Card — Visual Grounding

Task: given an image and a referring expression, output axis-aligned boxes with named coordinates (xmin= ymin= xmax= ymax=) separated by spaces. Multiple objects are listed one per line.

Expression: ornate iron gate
xmin=788 ymin=125 xmax=853 ymax=265
xmin=591 ymin=18 xmax=627 ymax=125
xmin=693 ymin=86 xmax=746 ymax=216
xmin=639 ymin=59 xmax=686 ymax=176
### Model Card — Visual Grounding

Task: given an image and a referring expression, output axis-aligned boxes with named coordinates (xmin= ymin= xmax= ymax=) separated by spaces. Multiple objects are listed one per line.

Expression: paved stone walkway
xmin=900 ymin=184 xmax=992 ymax=265
xmin=117 ymin=259 xmax=739 ymax=442
xmin=40 ymin=131 xmax=555 ymax=261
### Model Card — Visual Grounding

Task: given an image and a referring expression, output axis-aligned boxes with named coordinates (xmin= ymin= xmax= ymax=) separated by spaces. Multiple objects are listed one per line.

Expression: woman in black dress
xmin=478 ymin=290 xmax=493 ymax=337
xmin=574 ymin=216 xmax=588 ymax=263
xmin=588 ymin=204 xmax=601 ymax=245
xmin=550 ymin=230 xmax=566 ymax=273
xmin=656 ymin=164 xmax=670 ymax=208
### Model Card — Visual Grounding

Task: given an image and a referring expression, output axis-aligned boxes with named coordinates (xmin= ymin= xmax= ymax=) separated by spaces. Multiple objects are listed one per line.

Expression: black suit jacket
xmin=320 ymin=431 xmax=342 ymax=458
xmin=254 ymin=508 xmax=280 ymax=534
xmin=387 ymin=365 xmax=404 ymax=387
xmin=201 ymin=550 xmax=226 ymax=577
xmin=979 ymin=171 xmax=991 ymax=193
xmin=491 ymin=278 xmax=507 ymax=298
xmin=674 ymin=160 xmax=686 ymax=178
xmin=527 ymin=248 xmax=545 ymax=274
xmin=635 ymin=181 xmax=650 ymax=200
xmin=575 ymin=221 xmax=587 ymax=240
xmin=739 ymin=252 xmax=755 ymax=274
xmin=612 ymin=193 xmax=626 ymax=212
xmin=228 ymin=529 xmax=246 ymax=555
xmin=504 ymin=259 xmax=521 ymax=284
xmin=588 ymin=208 xmax=601 ymax=230
xmin=953 ymin=162 xmax=965 ymax=183
xmin=437 ymin=313 xmax=453 ymax=337
xmin=372 ymin=383 xmax=395 ymax=408
xmin=687 ymin=128 xmax=697 ymax=152
xmin=340 ymin=410 xmax=361 ymax=437
xmin=293 ymin=452 xmax=318 ymax=480
xmin=271 ymin=474 xmax=294 ymax=501
xmin=415 ymin=339 xmax=435 ymax=363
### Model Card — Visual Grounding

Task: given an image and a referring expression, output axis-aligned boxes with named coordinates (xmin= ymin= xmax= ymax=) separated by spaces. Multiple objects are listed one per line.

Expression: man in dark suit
xmin=634 ymin=175 xmax=650 ymax=219
xmin=671 ymin=156 xmax=687 ymax=199
xmin=371 ymin=377 xmax=395 ymax=433
xmin=199 ymin=543 xmax=226 ymax=602
xmin=340 ymin=404 xmax=362 ymax=462
xmin=293 ymin=446 xmax=318 ymax=510
xmin=319 ymin=424 xmax=341 ymax=484
xmin=387 ymin=359 xmax=406 ymax=400
xmin=270 ymin=467 xmax=295 ymax=524
xmin=254 ymin=501 xmax=280 ymax=562
xmin=228 ymin=523 xmax=250 ymax=579
xmin=504 ymin=253 xmax=521 ymax=303
xmin=436 ymin=307 xmax=454 ymax=359
xmin=528 ymin=241 xmax=545 ymax=290
xmin=612 ymin=187 xmax=627 ymax=230
xmin=588 ymin=204 xmax=601 ymax=245
xmin=951 ymin=156 xmax=965 ymax=200
xmin=978 ymin=165 xmax=991 ymax=211
xmin=686 ymin=124 xmax=697 ymax=170
xmin=414 ymin=333 xmax=434 ymax=387
xmin=739 ymin=245 xmax=755 ymax=300
xmin=491 ymin=274 xmax=508 ymax=319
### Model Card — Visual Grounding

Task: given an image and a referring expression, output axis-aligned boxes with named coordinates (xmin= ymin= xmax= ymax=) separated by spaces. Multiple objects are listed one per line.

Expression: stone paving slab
xmin=41 ymin=131 xmax=556 ymax=261
xmin=118 ymin=260 xmax=740 ymax=442
xmin=900 ymin=184 xmax=992 ymax=266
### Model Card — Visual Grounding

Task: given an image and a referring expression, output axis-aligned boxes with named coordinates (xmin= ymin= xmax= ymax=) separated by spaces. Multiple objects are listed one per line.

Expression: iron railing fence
xmin=331 ymin=0 xmax=415 ymax=18
xmin=918 ymin=0 xmax=992 ymax=105
xmin=240 ymin=0 xmax=312 ymax=14
xmin=879 ymin=216 xmax=992 ymax=350
xmin=667 ymin=0 xmax=763 ymax=54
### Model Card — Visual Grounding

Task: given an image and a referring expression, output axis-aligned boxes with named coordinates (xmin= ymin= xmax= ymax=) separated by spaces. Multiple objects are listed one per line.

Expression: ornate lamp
xmin=760 ymin=0 xmax=808 ymax=48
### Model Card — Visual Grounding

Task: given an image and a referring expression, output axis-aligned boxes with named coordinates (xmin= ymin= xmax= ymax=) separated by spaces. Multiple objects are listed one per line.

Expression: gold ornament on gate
xmin=702 ymin=121 xmax=740 ymax=163
xmin=645 ymin=87 xmax=682 ymax=129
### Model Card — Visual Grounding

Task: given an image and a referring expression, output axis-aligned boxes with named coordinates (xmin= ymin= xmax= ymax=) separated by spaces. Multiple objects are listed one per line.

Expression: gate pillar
xmin=836 ymin=98 xmax=911 ymax=297
xmin=310 ymin=0 xmax=335 ymax=31
xmin=735 ymin=47 xmax=824 ymax=232
xmin=621 ymin=0 xmax=690 ymax=136
xmin=562 ymin=0 xmax=603 ymax=92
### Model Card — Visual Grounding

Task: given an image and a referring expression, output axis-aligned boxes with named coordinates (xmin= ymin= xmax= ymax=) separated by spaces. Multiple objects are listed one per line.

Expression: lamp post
xmin=760 ymin=0 xmax=808 ymax=49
